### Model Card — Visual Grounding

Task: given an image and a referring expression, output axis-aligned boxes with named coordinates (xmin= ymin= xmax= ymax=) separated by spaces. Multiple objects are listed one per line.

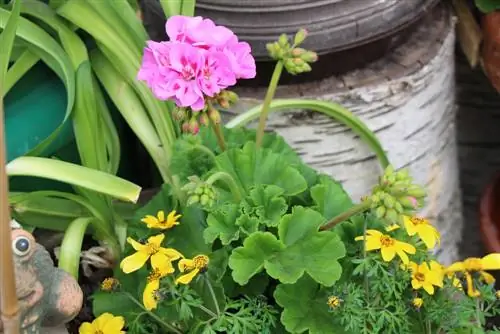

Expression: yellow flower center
xmin=95 ymin=331 xmax=104 ymax=334
xmin=193 ymin=255 xmax=209 ymax=270
xmin=410 ymin=217 xmax=427 ymax=225
xmin=414 ymin=272 xmax=426 ymax=282
xmin=145 ymin=242 xmax=160 ymax=255
xmin=100 ymin=277 xmax=119 ymax=292
xmin=463 ymin=258 xmax=483 ymax=271
xmin=380 ymin=235 xmax=395 ymax=247
xmin=327 ymin=296 xmax=341 ymax=309
xmin=147 ymin=269 xmax=163 ymax=282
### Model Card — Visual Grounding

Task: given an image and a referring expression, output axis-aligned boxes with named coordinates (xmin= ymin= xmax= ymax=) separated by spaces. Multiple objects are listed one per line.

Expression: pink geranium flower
xmin=138 ymin=15 xmax=256 ymax=110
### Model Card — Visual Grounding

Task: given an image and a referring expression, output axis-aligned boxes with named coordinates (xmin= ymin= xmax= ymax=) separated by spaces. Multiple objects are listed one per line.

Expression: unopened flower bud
xmin=301 ymin=51 xmax=318 ymax=63
xmin=299 ymin=62 xmax=312 ymax=73
xmin=181 ymin=121 xmax=190 ymax=133
xmin=187 ymin=195 xmax=199 ymax=206
xmin=278 ymin=33 xmax=289 ymax=47
xmin=385 ymin=208 xmax=399 ymax=223
xmin=293 ymin=58 xmax=305 ymax=66
xmin=375 ymin=206 xmax=386 ymax=219
xmin=225 ymin=90 xmax=239 ymax=104
xmin=172 ymin=107 xmax=187 ymax=121
xmin=199 ymin=112 xmax=210 ymax=126
xmin=208 ymin=107 xmax=221 ymax=124
xmin=399 ymin=196 xmax=419 ymax=209
xmin=188 ymin=117 xmax=199 ymax=135
xmin=406 ymin=186 xmax=426 ymax=198
xmin=291 ymin=48 xmax=306 ymax=57
xmin=383 ymin=196 xmax=395 ymax=209
xmin=294 ymin=28 xmax=308 ymax=45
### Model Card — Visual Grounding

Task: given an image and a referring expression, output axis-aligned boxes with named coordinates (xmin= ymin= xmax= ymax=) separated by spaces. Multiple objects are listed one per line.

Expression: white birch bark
xmin=225 ymin=6 xmax=461 ymax=264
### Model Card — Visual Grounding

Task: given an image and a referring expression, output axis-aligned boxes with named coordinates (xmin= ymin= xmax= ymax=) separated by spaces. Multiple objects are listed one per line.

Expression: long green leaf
xmin=180 ymin=0 xmax=196 ymax=16
xmin=109 ymin=0 xmax=147 ymax=48
xmin=159 ymin=0 xmax=180 ymax=17
xmin=226 ymin=99 xmax=390 ymax=168
xmin=6 ymin=157 xmax=141 ymax=203
xmin=90 ymin=49 xmax=170 ymax=181
xmin=0 ymin=6 xmax=75 ymax=156
xmin=4 ymin=49 xmax=39 ymax=94
xmin=58 ymin=217 xmax=93 ymax=279
xmin=0 ymin=0 xmax=21 ymax=89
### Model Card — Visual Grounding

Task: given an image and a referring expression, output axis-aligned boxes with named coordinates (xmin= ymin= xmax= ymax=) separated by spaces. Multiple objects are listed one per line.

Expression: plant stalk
xmin=319 ymin=200 xmax=372 ymax=231
xmin=0 ymin=87 xmax=20 ymax=334
xmin=203 ymin=275 xmax=221 ymax=317
xmin=210 ymin=120 xmax=226 ymax=152
xmin=255 ymin=61 xmax=284 ymax=149
xmin=206 ymin=171 xmax=243 ymax=202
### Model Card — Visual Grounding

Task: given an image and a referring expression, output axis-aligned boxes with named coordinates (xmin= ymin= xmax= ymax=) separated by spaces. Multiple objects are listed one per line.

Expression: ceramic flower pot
xmin=479 ymin=172 xmax=500 ymax=253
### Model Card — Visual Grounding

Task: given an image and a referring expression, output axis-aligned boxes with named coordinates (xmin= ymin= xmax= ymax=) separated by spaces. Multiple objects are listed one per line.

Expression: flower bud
xmin=172 ymin=107 xmax=187 ymax=121
xmin=299 ymin=62 xmax=312 ymax=73
xmin=406 ymin=185 xmax=426 ymax=198
xmin=383 ymin=196 xmax=395 ymax=209
xmin=291 ymin=48 xmax=306 ymax=57
xmin=187 ymin=195 xmax=199 ymax=206
xmin=181 ymin=121 xmax=190 ymax=133
xmin=188 ymin=117 xmax=199 ymax=135
xmin=278 ymin=33 xmax=289 ymax=47
xmin=394 ymin=202 xmax=404 ymax=213
xmin=199 ymin=112 xmax=210 ymax=126
xmin=399 ymin=196 xmax=419 ymax=209
xmin=200 ymin=194 xmax=210 ymax=206
xmin=385 ymin=208 xmax=399 ymax=223
xmin=225 ymin=90 xmax=239 ymax=104
xmin=294 ymin=28 xmax=308 ymax=45
xmin=293 ymin=58 xmax=305 ymax=66
xmin=375 ymin=206 xmax=386 ymax=219
xmin=208 ymin=107 xmax=221 ymax=124
xmin=301 ymin=51 xmax=318 ymax=63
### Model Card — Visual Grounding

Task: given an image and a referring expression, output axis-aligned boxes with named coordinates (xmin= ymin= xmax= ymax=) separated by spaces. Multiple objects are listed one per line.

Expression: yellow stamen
xmin=380 ymin=235 xmax=395 ymax=247
xmin=327 ymin=296 xmax=341 ymax=309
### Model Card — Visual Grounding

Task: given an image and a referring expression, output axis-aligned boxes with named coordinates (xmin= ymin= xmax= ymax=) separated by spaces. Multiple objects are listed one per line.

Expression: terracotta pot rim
xmin=479 ymin=172 xmax=500 ymax=253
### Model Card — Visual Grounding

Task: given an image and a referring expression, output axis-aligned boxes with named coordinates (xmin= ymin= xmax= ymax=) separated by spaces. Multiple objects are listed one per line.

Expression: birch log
xmin=226 ymin=5 xmax=461 ymax=264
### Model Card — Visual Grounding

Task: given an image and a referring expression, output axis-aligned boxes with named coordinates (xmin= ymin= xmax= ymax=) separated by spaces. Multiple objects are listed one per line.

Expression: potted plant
xmin=76 ymin=15 xmax=500 ymax=334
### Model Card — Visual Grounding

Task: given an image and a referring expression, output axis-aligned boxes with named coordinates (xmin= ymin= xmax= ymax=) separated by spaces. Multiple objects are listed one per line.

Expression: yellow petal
xmin=78 ymin=322 xmax=94 ymax=334
xmin=385 ymin=224 xmax=400 ymax=232
xmin=465 ymin=272 xmax=480 ymax=297
xmin=143 ymin=279 xmax=160 ymax=311
xmin=403 ymin=216 xmax=417 ymax=236
xmin=365 ymin=237 xmax=382 ymax=251
xmin=147 ymin=233 xmax=165 ymax=247
xmin=396 ymin=249 xmax=410 ymax=265
xmin=175 ymin=268 xmax=199 ymax=285
xmin=161 ymin=247 xmax=184 ymax=260
xmin=178 ymin=258 xmax=195 ymax=272
xmin=141 ymin=215 xmax=159 ymax=227
xmin=120 ymin=251 xmax=150 ymax=274
xmin=411 ymin=279 xmax=422 ymax=290
xmin=93 ymin=313 xmax=115 ymax=330
xmin=408 ymin=261 xmax=418 ymax=273
xmin=381 ymin=247 xmax=396 ymax=262
xmin=157 ymin=210 xmax=165 ymax=222
xmin=417 ymin=225 xmax=439 ymax=249
xmin=481 ymin=271 xmax=496 ymax=284
xmin=101 ymin=315 xmax=125 ymax=333
xmin=481 ymin=253 xmax=500 ymax=270
xmin=150 ymin=253 xmax=175 ymax=274
xmin=397 ymin=241 xmax=416 ymax=255
xmin=427 ymin=271 xmax=444 ymax=287
xmin=167 ymin=210 xmax=181 ymax=222
xmin=446 ymin=261 xmax=465 ymax=273
xmin=354 ymin=236 xmax=366 ymax=241
xmin=127 ymin=237 xmax=146 ymax=252
xmin=422 ymin=283 xmax=435 ymax=295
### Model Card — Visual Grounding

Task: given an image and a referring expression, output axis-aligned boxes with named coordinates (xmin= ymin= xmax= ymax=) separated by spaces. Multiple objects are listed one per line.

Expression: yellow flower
xmin=403 ymin=216 xmax=440 ymax=249
xmin=446 ymin=254 xmax=500 ymax=297
xmin=101 ymin=277 xmax=119 ymax=292
xmin=141 ymin=210 xmax=181 ymax=230
xmin=175 ymin=254 xmax=209 ymax=285
xmin=496 ymin=290 xmax=500 ymax=298
xmin=408 ymin=261 xmax=443 ymax=295
xmin=412 ymin=297 xmax=423 ymax=309
xmin=355 ymin=229 xmax=416 ymax=264
xmin=327 ymin=296 xmax=342 ymax=309
xmin=143 ymin=262 xmax=174 ymax=311
xmin=120 ymin=234 xmax=183 ymax=274
xmin=79 ymin=312 xmax=126 ymax=334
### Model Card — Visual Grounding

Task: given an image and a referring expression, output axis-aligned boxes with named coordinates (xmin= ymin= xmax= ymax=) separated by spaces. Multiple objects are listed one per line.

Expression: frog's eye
xmin=12 ymin=236 xmax=31 ymax=256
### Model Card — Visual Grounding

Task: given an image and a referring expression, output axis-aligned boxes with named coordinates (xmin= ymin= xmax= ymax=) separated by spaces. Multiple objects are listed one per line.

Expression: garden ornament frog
xmin=0 ymin=220 xmax=83 ymax=334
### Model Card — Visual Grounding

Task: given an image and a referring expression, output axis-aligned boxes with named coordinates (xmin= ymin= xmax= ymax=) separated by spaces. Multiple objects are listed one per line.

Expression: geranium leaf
xmin=216 ymin=142 xmax=307 ymax=196
xmin=240 ymin=185 xmax=288 ymax=227
xmin=169 ymin=135 xmax=216 ymax=182
xmin=311 ymin=175 xmax=353 ymax=220
xmin=274 ymin=276 xmax=339 ymax=334
xmin=475 ymin=0 xmax=500 ymax=13
xmin=229 ymin=207 xmax=345 ymax=286
xmin=204 ymin=204 xmax=241 ymax=245
xmin=235 ymin=214 xmax=260 ymax=235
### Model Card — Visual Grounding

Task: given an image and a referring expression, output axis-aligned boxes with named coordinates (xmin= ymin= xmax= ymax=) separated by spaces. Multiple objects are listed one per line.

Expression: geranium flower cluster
xmin=138 ymin=15 xmax=256 ymax=111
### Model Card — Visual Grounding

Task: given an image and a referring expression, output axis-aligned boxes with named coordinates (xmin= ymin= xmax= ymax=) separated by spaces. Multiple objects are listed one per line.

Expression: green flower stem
xmin=210 ymin=119 xmax=227 ymax=152
xmin=255 ymin=61 xmax=284 ymax=149
xmin=122 ymin=292 xmax=183 ymax=334
xmin=206 ymin=171 xmax=243 ymax=202
xmin=319 ymin=200 xmax=372 ymax=231
xmin=203 ymin=274 xmax=221 ymax=317
xmin=58 ymin=217 xmax=93 ymax=279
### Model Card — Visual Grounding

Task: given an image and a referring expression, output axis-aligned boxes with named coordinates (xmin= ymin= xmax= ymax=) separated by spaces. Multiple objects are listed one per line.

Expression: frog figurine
xmin=0 ymin=221 xmax=83 ymax=334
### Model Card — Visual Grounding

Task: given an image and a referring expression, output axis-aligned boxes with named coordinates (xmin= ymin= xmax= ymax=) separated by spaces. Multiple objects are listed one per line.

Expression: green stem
xmin=204 ymin=275 xmax=221 ymax=317
xmin=255 ymin=61 xmax=284 ymax=149
xmin=475 ymin=299 xmax=482 ymax=328
xmin=58 ymin=217 xmax=93 ymax=279
xmin=123 ymin=292 xmax=183 ymax=334
xmin=319 ymin=200 xmax=372 ymax=231
xmin=362 ymin=217 xmax=369 ymax=334
xmin=210 ymin=119 xmax=226 ymax=152
xmin=206 ymin=171 xmax=243 ymax=202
